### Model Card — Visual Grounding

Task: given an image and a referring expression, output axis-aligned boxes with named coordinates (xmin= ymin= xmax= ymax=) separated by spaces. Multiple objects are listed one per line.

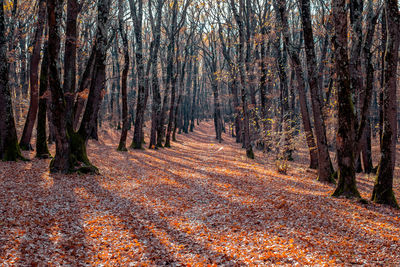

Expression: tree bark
xmin=148 ymin=0 xmax=164 ymax=149
xmin=230 ymin=0 xmax=254 ymax=159
xmin=47 ymin=0 xmax=71 ymax=173
xmin=331 ymin=0 xmax=361 ymax=198
xmin=300 ymin=0 xmax=335 ymax=182
xmin=0 ymin=0 xmax=23 ymax=161
xmin=19 ymin=0 xmax=46 ymax=150
xmin=372 ymin=0 xmax=399 ymax=208
xmin=117 ymin=0 xmax=130 ymax=151
xmin=36 ymin=43 xmax=51 ymax=159
xmin=129 ymin=0 xmax=147 ymax=149
xmin=63 ymin=0 xmax=79 ymax=131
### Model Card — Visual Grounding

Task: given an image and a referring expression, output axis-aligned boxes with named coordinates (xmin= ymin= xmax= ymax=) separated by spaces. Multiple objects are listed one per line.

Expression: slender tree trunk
xmin=372 ymin=0 xmax=399 ymax=208
xmin=117 ymin=0 xmax=130 ymax=151
xmin=77 ymin=0 xmax=111 ymax=172
xmin=231 ymin=0 xmax=254 ymax=159
xmin=360 ymin=1 xmax=378 ymax=174
xmin=300 ymin=0 xmax=335 ymax=182
xmin=129 ymin=0 xmax=147 ymax=149
xmin=189 ymin=61 xmax=199 ymax=132
xmin=164 ymin=2 xmax=179 ymax=148
xmin=36 ymin=43 xmax=51 ymax=159
xmin=73 ymin=44 xmax=96 ymax=130
xmin=211 ymin=76 xmax=223 ymax=143
xmin=19 ymin=0 xmax=46 ymax=150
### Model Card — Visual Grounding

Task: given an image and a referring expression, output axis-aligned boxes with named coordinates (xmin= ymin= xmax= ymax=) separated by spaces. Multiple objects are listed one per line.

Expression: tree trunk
xmin=0 ymin=0 xmax=23 ymax=161
xmin=117 ymin=0 xmax=130 ymax=152
xmin=73 ymin=43 xmax=96 ymax=131
xmin=230 ymin=0 xmax=254 ymax=159
xmin=47 ymin=0 xmax=71 ymax=173
xmin=372 ymin=0 xmax=399 ymax=208
xmin=164 ymin=2 xmax=179 ymax=148
xmin=129 ymin=0 xmax=147 ymax=149
xmin=19 ymin=0 xmax=46 ymax=150
xmin=36 ymin=43 xmax=51 ymax=159
xmin=63 ymin=0 xmax=79 ymax=131
xmin=77 ymin=0 xmax=111 ymax=172
xmin=189 ymin=61 xmax=199 ymax=132
xmin=331 ymin=0 xmax=361 ymax=198
xmin=300 ymin=0 xmax=335 ymax=182
xmin=276 ymin=0 xmax=314 ymax=164
xmin=148 ymin=0 xmax=164 ymax=149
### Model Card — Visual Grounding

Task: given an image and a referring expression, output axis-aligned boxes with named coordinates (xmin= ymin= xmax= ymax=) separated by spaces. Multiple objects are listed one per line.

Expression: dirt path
xmin=1 ymin=122 xmax=399 ymax=265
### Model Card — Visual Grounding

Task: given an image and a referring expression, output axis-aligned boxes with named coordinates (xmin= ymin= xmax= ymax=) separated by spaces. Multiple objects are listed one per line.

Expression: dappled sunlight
xmin=0 ymin=122 xmax=399 ymax=265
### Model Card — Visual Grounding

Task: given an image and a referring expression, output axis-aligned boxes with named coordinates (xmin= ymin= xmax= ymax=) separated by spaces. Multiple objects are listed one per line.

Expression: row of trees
xmin=0 ymin=0 xmax=399 ymax=207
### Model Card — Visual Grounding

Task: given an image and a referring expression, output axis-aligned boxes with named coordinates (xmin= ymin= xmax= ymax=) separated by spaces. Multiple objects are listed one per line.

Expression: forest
xmin=0 ymin=0 xmax=399 ymax=265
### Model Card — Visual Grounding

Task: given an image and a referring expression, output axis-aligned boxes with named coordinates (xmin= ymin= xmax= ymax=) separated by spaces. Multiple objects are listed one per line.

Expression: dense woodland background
xmin=0 ymin=0 xmax=400 ymax=205
xmin=0 ymin=0 xmax=400 ymax=264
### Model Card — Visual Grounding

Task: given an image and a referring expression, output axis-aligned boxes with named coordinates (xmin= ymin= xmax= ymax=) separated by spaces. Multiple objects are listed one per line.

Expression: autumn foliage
xmin=1 ymin=123 xmax=399 ymax=265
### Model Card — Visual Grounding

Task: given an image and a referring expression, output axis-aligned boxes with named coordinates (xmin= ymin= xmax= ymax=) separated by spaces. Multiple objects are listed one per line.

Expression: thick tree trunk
xmin=47 ymin=0 xmax=71 ymax=173
xmin=372 ymin=0 xmax=399 ymax=208
xmin=331 ymin=0 xmax=361 ymax=198
xmin=19 ymin=0 xmax=46 ymax=150
xmin=0 ymin=0 xmax=23 ymax=161
xmin=63 ymin=0 xmax=79 ymax=131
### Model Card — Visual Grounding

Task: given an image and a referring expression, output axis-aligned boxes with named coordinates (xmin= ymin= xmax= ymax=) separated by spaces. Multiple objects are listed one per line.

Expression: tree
xmin=275 ymin=0 xmax=318 ymax=169
xmin=117 ymin=0 xmax=130 ymax=152
xmin=300 ymin=0 xmax=335 ymax=183
xmin=148 ymin=0 xmax=165 ymax=149
xmin=372 ymin=0 xmax=399 ymax=208
xmin=331 ymin=0 xmax=361 ymax=198
xmin=48 ymin=0 xmax=111 ymax=173
xmin=230 ymin=0 xmax=254 ymax=159
xmin=47 ymin=0 xmax=70 ymax=172
xmin=0 ymin=0 xmax=23 ymax=161
xmin=19 ymin=0 xmax=46 ymax=150
xmin=36 ymin=43 xmax=51 ymax=159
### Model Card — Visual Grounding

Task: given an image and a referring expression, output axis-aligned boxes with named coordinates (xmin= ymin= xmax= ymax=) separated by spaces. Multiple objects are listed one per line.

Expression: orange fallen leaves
xmin=0 ymin=122 xmax=399 ymax=265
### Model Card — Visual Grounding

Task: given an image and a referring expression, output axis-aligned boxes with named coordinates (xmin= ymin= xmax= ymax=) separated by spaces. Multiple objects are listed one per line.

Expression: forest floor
xmin=1 ymin=122 xmax=400 ymax=266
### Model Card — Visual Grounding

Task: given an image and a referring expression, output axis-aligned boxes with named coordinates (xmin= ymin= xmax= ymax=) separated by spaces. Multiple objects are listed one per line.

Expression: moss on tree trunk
xmin=69 ymin=132 xmax=99 ymax=174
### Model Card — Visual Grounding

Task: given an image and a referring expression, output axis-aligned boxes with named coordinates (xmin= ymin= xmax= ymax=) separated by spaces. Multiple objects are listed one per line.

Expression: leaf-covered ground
xmin=1 ymin=122 xmax=399 ymax=266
